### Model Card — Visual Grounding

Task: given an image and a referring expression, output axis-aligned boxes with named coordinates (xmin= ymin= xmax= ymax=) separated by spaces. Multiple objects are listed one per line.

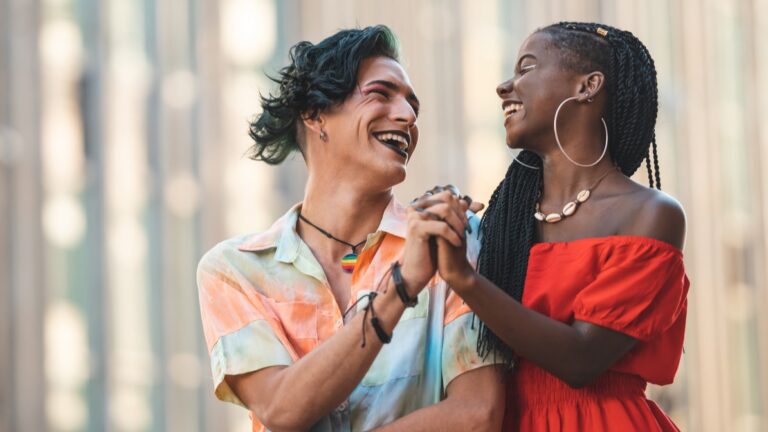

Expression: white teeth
xmin=504 ymin=103 xmax=523 ymax=116
xmin=375 ymin=132 xmax=409 ymax=150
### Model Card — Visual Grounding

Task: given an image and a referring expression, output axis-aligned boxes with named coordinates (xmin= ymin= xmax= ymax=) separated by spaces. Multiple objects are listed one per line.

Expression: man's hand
xmin=401 ymin=186 xmax=473 ymax=296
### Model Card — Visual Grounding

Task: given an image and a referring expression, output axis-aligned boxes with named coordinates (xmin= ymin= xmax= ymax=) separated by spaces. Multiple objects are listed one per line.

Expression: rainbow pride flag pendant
xmin=341 ymin=253 xmax=358 ymax=273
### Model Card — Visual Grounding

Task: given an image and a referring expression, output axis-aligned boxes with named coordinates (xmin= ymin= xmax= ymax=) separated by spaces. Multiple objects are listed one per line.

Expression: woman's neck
xmin=539 ymin=151 xmax=618 ymax=204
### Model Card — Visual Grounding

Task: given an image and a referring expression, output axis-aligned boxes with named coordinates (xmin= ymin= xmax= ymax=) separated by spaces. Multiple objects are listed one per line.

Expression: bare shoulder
xmin=621 ymin=188 xmax=687 ymax=250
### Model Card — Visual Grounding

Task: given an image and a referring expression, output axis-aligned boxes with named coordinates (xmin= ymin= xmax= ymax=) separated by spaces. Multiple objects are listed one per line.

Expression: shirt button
xmin=336 ymin=401 xmax=348 ymax=412
xmin=335 ymin=318 xmax=343 ymax=328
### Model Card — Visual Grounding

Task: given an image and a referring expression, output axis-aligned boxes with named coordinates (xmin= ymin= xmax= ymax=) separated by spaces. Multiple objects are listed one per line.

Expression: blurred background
xmin=1 ymin=0 xmax=767 ymax=431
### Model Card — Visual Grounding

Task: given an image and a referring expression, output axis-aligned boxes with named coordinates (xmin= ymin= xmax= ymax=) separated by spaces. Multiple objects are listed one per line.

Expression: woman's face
xmin=496 ymin=32 xmax=581 ymax=150
xmin=319 ymin=56 xmax=420 ymax=189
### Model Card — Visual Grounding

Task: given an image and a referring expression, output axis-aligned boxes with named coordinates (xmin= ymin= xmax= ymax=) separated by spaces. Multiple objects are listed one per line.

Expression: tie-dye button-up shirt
xmin=197 ymin=198 xmax=497 ymax=431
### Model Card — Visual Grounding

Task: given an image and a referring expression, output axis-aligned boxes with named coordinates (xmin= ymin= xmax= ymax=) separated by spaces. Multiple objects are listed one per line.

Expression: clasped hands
xmin=399 ymin=185 xmax=484 ymax=297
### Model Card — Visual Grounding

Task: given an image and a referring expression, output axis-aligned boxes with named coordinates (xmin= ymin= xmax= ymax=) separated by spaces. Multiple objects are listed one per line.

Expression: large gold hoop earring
xmin=553 ymin=96 xmax=609 ymax=167
xmin=511 ymin=151 xmax=540 ymax=170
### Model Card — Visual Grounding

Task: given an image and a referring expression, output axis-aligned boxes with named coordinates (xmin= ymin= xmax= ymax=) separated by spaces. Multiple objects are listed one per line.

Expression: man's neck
xmin=299 ymin=176 xmax=393 ymax=261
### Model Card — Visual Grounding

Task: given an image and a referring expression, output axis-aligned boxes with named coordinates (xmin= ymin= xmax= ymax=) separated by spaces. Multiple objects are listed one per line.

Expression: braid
xmin=477 ymin=151 xmax=541 ymax=363
xmin=476 ymin=22 xmax=662 ymax=362
xmin=645 ymin=150 xmax=655 ymax=189
xmin=651 ymin=135 xmax=662 ymax=189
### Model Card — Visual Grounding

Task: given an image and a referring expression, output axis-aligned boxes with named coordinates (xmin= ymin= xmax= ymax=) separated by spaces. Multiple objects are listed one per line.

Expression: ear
xmin=301 ymin=112 xmax=326 ymax=139
xmin=576 ymin=71 xmax=605 ymax=103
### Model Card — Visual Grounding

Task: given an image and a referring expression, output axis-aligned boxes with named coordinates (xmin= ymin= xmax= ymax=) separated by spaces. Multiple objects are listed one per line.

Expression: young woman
xmin=422 ymin=22 xmax=688 ymax=431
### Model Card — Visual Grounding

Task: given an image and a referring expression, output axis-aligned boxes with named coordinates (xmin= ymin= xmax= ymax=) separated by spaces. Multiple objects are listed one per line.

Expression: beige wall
xmin=1 ymin=0 xmax=766 ymax=431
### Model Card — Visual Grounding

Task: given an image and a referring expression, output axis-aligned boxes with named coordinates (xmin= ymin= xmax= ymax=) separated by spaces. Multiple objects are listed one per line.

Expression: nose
xmin=497 ymin=78 xmax=514 ymax=99
xmin=391 ymin=97 xmax=417 ymax=126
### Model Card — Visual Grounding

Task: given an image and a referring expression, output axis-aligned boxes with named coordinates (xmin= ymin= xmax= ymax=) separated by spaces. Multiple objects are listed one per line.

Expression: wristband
xmin=391 ymin=261 xmax=418 ymax=307
xmin=370 ymin=316 xmax=392 ymax=344
xmin=365 ymin=292 xmax=391 ymax=344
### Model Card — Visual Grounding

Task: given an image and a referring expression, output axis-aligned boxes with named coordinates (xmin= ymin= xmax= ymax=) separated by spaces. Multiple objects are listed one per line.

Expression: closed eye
xmin=518 ymin=65 xmax=536 ymax=75
xmin=367 ymin=88 xmax=390 ymax=98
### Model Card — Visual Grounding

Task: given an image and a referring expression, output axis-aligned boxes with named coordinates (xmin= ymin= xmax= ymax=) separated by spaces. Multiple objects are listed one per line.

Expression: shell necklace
xmin=534 ymin=166 xmax=618 ymax=224
xmin=298 ymin=211 xmax=367 ymax=273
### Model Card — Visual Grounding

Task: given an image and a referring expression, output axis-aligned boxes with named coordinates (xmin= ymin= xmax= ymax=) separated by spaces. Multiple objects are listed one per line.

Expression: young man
xmin=197 ymin=26 xmax=504 ymax=431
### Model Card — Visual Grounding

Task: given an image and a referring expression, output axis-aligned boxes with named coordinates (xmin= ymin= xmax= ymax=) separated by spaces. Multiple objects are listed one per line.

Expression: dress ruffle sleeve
xmin=573 ymin=239 xmax=689 ymax=342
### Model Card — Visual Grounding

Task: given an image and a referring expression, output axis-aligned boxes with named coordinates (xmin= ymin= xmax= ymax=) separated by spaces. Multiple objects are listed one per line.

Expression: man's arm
xmin=226 ymin=197 xmax=471 ymax=431
xmin=372 ymin=365 xmax=506 ymax=432
xmin=226 ymin=280 xmax=407 ymax=432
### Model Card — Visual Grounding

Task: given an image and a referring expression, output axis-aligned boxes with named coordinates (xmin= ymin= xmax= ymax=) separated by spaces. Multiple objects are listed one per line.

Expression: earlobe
xmin=577 ymin=72 xmax=605 ymax=103
xmin=582 ymin=72 xmax=605 ymax=102
xmin=302 ymin=114 xmax=328 ymax=142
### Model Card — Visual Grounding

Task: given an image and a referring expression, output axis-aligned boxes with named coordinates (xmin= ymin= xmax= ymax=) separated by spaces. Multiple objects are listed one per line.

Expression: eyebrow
xmin=363 ymin=79 xmax=421 ymax=110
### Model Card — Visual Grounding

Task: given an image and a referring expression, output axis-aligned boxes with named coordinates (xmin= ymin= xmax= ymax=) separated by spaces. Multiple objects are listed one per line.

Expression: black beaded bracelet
xmin=391 ymin=262 xmax=418 ymax=307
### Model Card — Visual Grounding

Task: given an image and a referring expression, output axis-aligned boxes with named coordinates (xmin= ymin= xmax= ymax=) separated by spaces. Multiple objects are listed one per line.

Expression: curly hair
xmin=476 ymin=22 xmax=661 ymax=364
xmin=248 ymin=25 xmax=401 ymax=165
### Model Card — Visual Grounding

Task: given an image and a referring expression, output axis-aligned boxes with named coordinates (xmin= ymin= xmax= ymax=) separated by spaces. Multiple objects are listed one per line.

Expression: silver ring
xmin=445 ymin=184 xmax=461 ymax=197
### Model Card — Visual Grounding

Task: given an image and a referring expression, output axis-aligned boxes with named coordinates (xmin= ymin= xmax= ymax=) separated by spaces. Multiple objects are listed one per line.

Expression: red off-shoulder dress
xmin=503 ymin=236 xmax=689 ymax=431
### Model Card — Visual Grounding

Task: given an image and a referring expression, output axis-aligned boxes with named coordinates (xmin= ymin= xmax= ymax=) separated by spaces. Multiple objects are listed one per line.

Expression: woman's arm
xmin=435 ymin=194 xmax=686 ymax=388
xmin=442 ymin=267 xmax=636 ymax=388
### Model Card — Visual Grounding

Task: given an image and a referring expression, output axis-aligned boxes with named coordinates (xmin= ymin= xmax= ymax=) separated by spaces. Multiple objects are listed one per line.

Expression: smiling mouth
xmin=502 ymin=101 xmax=524 ymax=119
xmin=373 ymin=130 xmax=410 ymax=158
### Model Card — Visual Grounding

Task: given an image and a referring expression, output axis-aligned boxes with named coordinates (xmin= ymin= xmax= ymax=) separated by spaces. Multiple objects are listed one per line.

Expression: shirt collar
xmin=237 ymin=203 xmax=302 ymax=264
xmin=237 ymin=196 xmax=407 ymax=258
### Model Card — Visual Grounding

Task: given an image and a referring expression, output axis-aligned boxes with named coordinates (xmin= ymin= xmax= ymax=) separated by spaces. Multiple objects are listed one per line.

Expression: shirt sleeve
xmin=573 ymin=240 xmax=689 ymax=342
xmin=441 ymin=307 xmax=504 ymax=392
xmin=197 ymin=243 xmax=294 ymax=407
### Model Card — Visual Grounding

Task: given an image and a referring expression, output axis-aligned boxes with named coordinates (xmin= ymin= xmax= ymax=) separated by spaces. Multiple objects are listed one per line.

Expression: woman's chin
xmin=505 ymin=135 xmax=524 ymax=149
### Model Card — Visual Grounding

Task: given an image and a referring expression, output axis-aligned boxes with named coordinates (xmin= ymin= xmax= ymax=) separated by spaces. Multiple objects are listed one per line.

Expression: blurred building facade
xmin=1 ymin=0 xmax=767 ymax=431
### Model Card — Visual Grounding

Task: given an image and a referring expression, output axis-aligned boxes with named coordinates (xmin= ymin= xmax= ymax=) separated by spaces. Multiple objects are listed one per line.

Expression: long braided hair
xmin=476 ymin=22 xmax=662 ymax=363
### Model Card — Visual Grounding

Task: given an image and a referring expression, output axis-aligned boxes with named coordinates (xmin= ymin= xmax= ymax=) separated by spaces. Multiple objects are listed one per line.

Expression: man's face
xmin=317 ymin=56 xmax=420 ymax=190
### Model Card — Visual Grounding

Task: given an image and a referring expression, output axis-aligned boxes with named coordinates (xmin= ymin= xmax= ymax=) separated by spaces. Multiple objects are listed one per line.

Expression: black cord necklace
xmin=298 ymin=211 xmax=367 ymax=274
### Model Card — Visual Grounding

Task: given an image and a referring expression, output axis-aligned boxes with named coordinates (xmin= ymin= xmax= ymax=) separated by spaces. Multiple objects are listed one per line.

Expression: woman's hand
xmin=419 ymin=186 xmax=482 ymax=293
xmin=400 ymin=187 xmax=472 ymax=297
xmin=435 ymin=236 xmax=476 ymax=293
